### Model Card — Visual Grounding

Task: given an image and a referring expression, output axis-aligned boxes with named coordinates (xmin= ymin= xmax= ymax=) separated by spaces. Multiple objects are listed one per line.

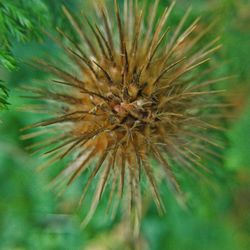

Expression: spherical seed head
xmin=23 ymin=0 xmax=228 ymax=232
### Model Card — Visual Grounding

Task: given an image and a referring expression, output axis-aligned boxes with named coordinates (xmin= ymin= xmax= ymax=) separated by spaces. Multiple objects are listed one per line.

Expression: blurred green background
xmin=0 ymin=0 xmax=250 ymax=249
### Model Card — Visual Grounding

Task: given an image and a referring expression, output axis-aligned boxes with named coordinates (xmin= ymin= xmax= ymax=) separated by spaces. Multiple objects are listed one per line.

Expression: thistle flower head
xmin=22 ymin=0 xmax=228 ymax=232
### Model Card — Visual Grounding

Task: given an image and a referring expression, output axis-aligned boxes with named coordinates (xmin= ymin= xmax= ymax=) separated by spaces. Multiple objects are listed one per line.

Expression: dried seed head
xmin=22 ymin=0 xmax=229 ymax=233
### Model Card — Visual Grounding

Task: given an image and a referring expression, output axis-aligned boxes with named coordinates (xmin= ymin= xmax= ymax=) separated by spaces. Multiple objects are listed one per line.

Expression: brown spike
xmin=85 ymin=17 xmax=109 ymax=60
xmin=99 ymin=4 xmax=115 ymax=52
xmin=92 ymin=60 xmax=114 ymax=84
xmin=94 ymin=24 xmax=115 ymax=63
xmin=153 ymin=57 xmax=186 ymax=86
xmin=141 ymin=150 xmax=166 ymax=214
xmin=62 ymin=6 xmax=99 ymax=58
xmin=130 ymin=8 xmax=143 ymax=59
xmin=114 ymin=0 xmax=125 ymax=57
xmin=151 ymin=143 xmax=182 ymax=196
xmin=67 ymin=149 xmax=97 ymax=186
xmin=143 ymin=0 xmax=160 ymax=49
xmin=78 ymin=146 xmax=110 ymax=206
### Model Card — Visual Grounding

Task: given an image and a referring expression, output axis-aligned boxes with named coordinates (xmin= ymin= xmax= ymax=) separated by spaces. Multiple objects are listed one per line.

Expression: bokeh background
xmin=0 ymin=0 xmax=250 ymax=249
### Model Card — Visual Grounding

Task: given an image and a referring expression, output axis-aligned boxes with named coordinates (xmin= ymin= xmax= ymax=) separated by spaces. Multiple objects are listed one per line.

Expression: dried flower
xmin=22 ymin=0 xmax=228 ymax=232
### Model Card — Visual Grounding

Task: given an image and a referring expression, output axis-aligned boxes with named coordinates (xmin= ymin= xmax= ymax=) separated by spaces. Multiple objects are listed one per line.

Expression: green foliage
xmin=226 ymin=102 xmax=250 ymax=169
xmin=0 ymin=0 xmax=49 ymax=70
xmin=0 ymin=80 xmax=8 ymax=110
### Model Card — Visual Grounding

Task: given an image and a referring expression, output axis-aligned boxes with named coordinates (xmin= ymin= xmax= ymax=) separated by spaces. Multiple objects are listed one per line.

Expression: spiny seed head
xmin=22 ymin=0 xmax=228 ymax=232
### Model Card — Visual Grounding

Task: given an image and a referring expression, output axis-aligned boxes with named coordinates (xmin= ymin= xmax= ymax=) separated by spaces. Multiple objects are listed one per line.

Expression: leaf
xmin=0 ymin=1 xmax=50 ymax=70
xmin=0 ymin=80 xmax=9 ymax=110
